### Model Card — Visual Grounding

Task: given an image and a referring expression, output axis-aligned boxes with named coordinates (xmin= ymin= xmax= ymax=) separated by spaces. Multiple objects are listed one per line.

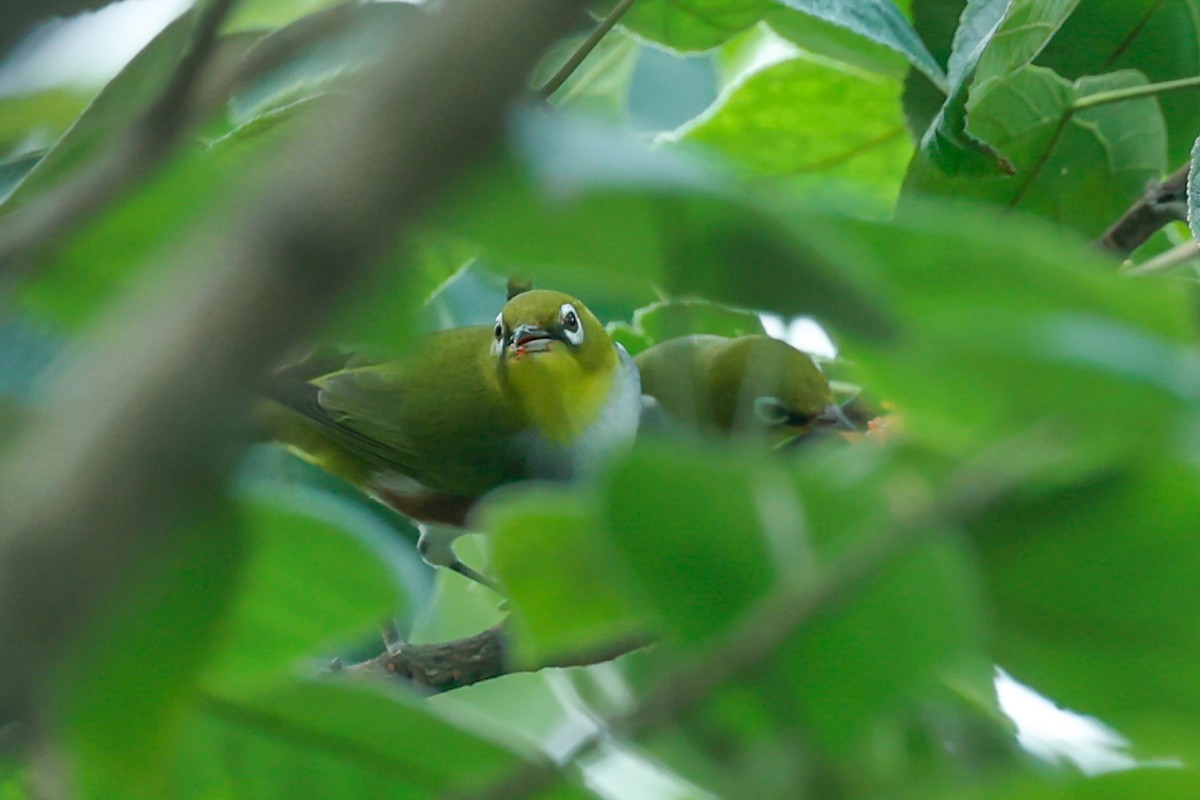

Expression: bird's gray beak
xmin=814 ymin=402 xmax=858 ymax=432
xmin=509 ymin=324 xmax=556 ymax=354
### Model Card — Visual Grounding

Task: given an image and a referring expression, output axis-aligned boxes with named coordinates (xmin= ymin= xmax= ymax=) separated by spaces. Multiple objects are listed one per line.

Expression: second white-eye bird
xmin=263 ymin=289 xmax=641 ymax=588
xmin=634 ymin=334 xmax=852 ymax=443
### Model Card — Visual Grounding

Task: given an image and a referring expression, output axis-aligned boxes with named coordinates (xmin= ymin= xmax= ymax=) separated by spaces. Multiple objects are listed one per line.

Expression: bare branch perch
xmin=346 ymin=623 xmax=652 ymax=693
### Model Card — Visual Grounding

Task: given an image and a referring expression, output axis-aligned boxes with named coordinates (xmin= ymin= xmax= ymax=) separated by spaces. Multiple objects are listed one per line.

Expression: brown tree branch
xmin=1096 ymin=161 xmax=1190 ymax=259
xmin=344 ymin=623 xmax=652 ymax=693
xmin=0 ymin=0 xmax=581 ymax=723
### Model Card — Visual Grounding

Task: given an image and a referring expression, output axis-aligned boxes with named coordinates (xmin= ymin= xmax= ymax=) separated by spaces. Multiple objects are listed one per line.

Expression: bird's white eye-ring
xmin=493 ymin=314 xmax=504 ymax=342
xmin=560 ymin=303 xmax=584 ymax=345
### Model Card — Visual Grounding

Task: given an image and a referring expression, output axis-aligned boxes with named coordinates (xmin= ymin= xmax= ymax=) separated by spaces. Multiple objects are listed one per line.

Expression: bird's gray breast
xmin=517 ymin=344 xmax=642 ymax=480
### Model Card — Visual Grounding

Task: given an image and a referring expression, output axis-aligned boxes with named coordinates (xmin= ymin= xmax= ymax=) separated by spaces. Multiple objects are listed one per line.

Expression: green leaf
xmin=772 ymin=0 xmax=946 ymax=89
xmin=623 ymin=298 xmax=767 ymax=351
xmin=175 ymin=680 xmax=594 ymax=799
xmin=19 ymin=95 xmax=324 ymax=329
xmin=622 ymin=445 xmax=987 ymax=791
xmin=767 ymin=539 xmax=986 ymax=753
xmin=228 ymin=3 xmax=420 ymax=124
xmin=484 ymin=485 xmax=648 ymax=665
xmin=596 ymin=0 xmax=774 ymax=52
xmin=973 ymin=0 xmax=1081 ymax=83
xmin=830 ymin=196 xmax=1194 ymax=457
xmin=903 ymin=67 xmax=1166 ymax=238
xmin=1038 ymin=0 xmax=1200 ymax=165
xmin=599 ymin=442 xmax=781 ymax=645
xmin=436 ymin=111 xmax=896 ymax=342
xmin=767 ymin=8 xmax=909 ymax=80
xmin=54 ymin=509 xmax=244 ymax=798
xmin=972 ymin=460 xmax=1200 ymax=730
xmin=920 ymin=0 xmax=1081 ymax=176
xmin=225 ymin=0 xmax=348 ymax=31
xmin=0 ymin=89 xmax=93 ymax=158
xmin=0 ymin=151 xmax=43 ymax=204
xmin=918 ymin=0 xmax=1011 ymax=175
xmin=200 ymin=490 xmax=403 ymax=692
xmin=2 ymin=15 xmax=261 ymax=210
xmin=678 ymin=56 xmax=912 ymax=206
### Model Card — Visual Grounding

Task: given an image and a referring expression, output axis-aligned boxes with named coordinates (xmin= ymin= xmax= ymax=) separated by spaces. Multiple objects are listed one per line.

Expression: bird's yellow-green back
xmin=635 ymin=334 xmax=834 ymax=438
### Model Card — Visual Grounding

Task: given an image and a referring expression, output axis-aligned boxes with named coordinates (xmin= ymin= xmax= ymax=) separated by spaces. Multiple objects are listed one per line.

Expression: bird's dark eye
xmin=563 ymin=309 xmax=579 ymax=332
xmin=493 ymin=322 xmax=503 ymax=341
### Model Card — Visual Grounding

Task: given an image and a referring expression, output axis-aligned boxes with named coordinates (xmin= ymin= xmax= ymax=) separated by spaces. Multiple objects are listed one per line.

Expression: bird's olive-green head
xmin=636 ymin=334 xmax=847 ymax=441
xmin=492 ymin=289 xmax=620 ymax=444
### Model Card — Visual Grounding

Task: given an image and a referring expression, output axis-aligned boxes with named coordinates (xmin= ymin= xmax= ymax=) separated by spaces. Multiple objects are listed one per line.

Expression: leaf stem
xmin=537 ymin=0 xmax=639 ymax=100
xmin=1121 ymin=240 xmax=1200 ymax=276
xmin=1073 ymin=74 xmax=1200 ymax=112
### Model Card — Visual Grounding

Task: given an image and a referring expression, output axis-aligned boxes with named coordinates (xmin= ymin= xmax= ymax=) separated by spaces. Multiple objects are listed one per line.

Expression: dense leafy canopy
xmin=2 ymin=0 xmax=1200 ymax=798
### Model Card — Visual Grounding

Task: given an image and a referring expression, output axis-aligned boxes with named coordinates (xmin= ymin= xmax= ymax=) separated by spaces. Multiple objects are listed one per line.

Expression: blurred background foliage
xmin=2 ymin=0 xmax=1200 ymax=798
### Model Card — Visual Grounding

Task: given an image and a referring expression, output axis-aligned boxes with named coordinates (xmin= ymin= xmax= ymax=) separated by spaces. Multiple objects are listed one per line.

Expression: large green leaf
xmin=173 ymin=680 xmax=594 ymax=799
xmin=678 ymin=55 xmax=912 ymax=207
xmin=435 ymin=112 xmax=896 ymax=342
xmin=1038 ymin=0 xmax=1200 ymax=165
xmin=759 ymin=446 xmax=988 ymax=755
xmin=972 ymin=461 xmax=1200 ymax=731
xmin=18 ymin=96 xmax=321 ymax=329
xmin=772 ymin=0 xmax=946 ymax=89
xmin=16 ymin=4 xmax=419 ymax=336
xmin=1 ymin=15 xmax=261 ymax=210
xmin=0 ymin=89 xmax=93 ymax=159
xmin=484 ymin=485 xmax=648 ymax=665
xmin=225 ymin=0 xmax=348 ymax=31
xmin=200 ymin=491 xmax=404 ymax=692
xmin=920 ymin=0 xmax=1081 ymax=176
xmin=823 ymin=196 xmax=1194 ymax=458
xmin=612 ymin=444 xmax=988 ymax=795
xmin=54 ymin=509 xmax=244 ymax=799
xmin=596 ymin=0 xmax=774 ymax=52
xmin=607 ymin=297 xmax=767 ymax=355
xmin=600 ymin=442 xmax=780 ymax=646
xmin=903 ymin=67 xmax=1167 ymax=237
xmin=767 ymin=8 xmax=909 ymax=80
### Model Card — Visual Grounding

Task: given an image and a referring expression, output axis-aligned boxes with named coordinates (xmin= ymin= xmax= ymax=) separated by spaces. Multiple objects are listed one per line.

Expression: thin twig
xmin=1072 ymin=74 xmax=1200 ymax=112
xmin=537 ymin=0 xmax=638 ymax=100
xmin=0 ymin=0 xmax=238 ymax=282
xmin=1121 ymin=239 xmax=1200 ymax=276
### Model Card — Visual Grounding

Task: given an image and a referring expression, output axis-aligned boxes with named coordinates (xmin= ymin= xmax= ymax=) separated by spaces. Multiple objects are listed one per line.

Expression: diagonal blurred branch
xmin=0 ymin=0 xmax=240 ymax=283
xmin=462 ymin=430 xmax=1064 ymax=800
xmin=0 ymin=0 xmax=581 ymax=722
